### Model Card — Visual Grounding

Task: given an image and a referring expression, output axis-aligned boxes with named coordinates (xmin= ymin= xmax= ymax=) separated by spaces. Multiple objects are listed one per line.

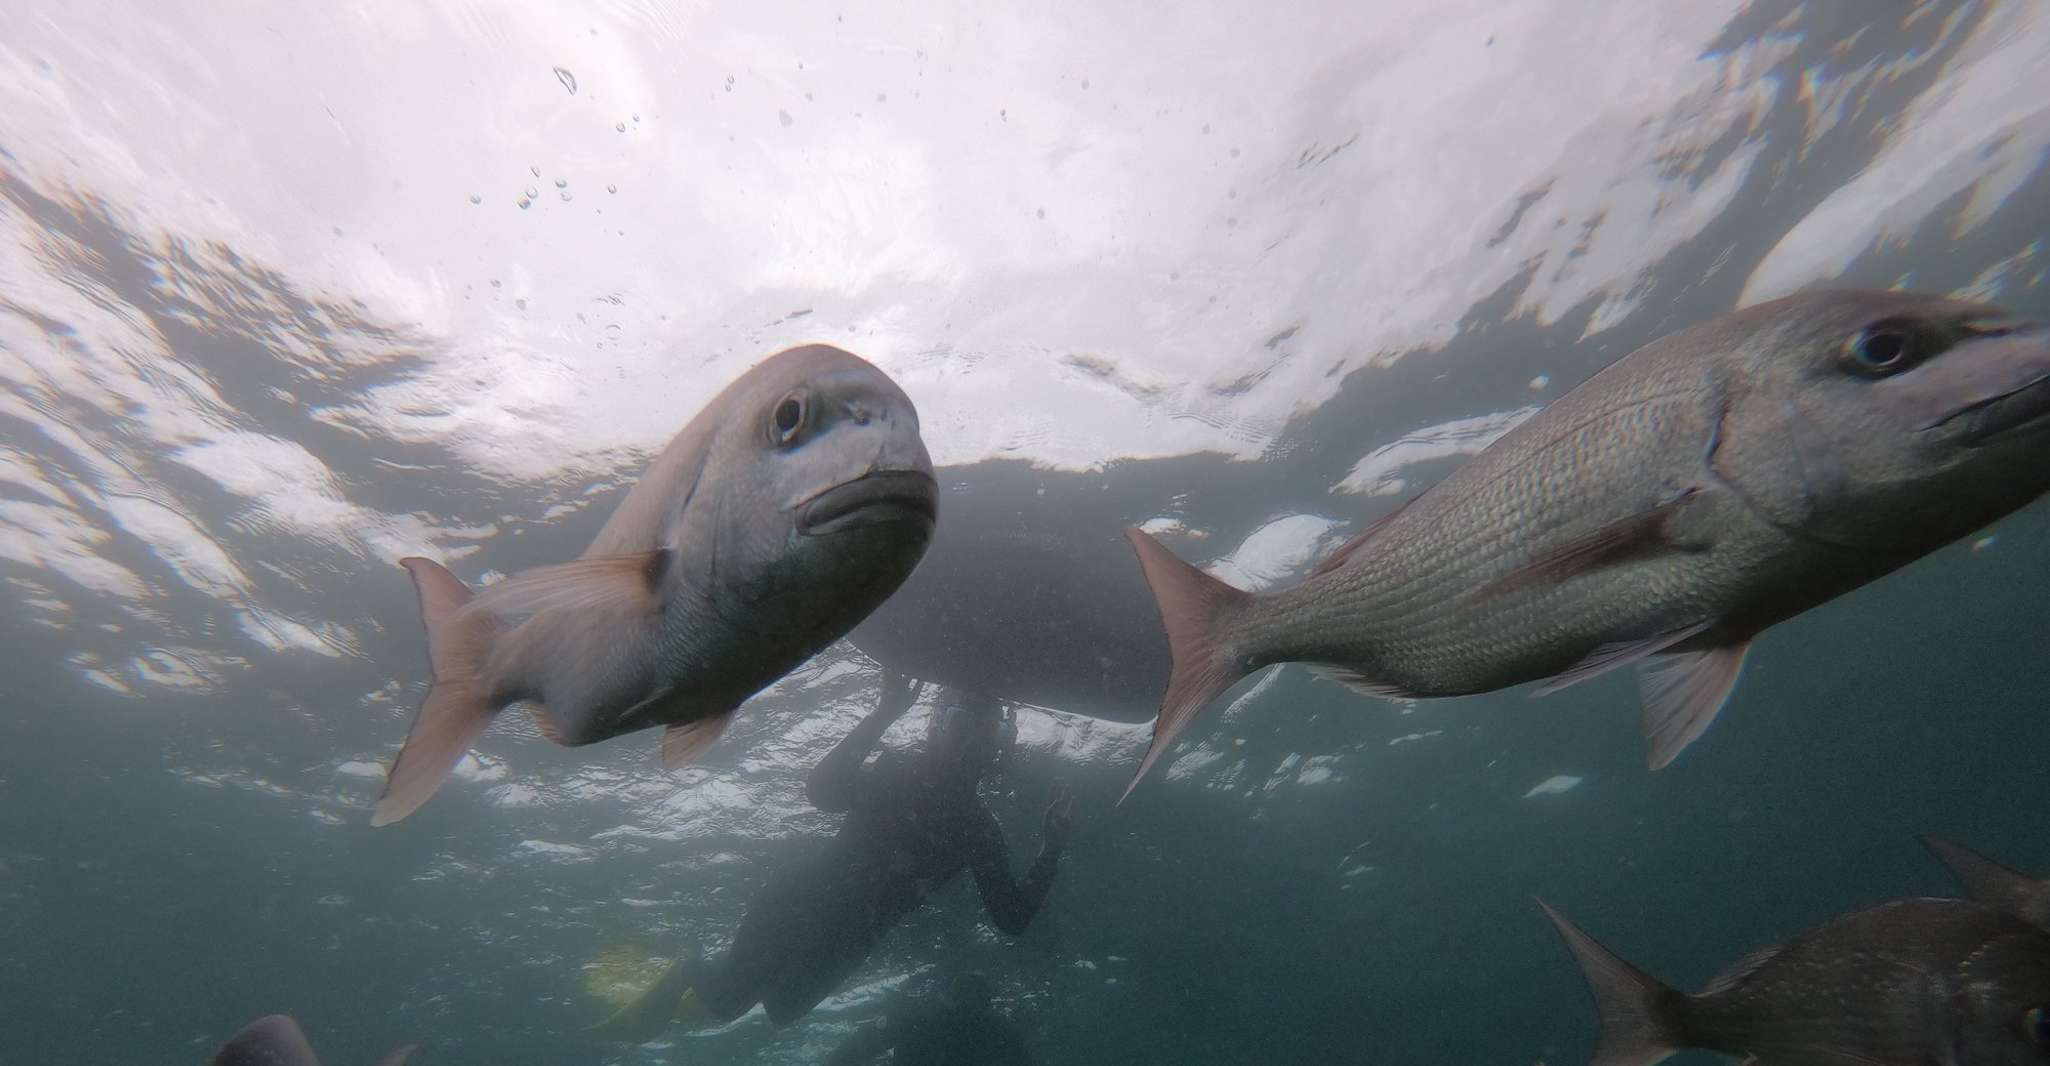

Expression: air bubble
xmin=552 ymin=67 xmax=578 ymax=95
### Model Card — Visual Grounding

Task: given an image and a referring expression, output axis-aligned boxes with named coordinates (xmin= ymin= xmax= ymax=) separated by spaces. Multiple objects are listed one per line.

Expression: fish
xmin=210 ymin=1014 xmax=416 ymax=1066
xmin=374 ymin=344 xmax=937 ymax=825
xmin=1923 ymin=835 xmax=2050 ymax=930
xmin=1121 ymin=289 xmax=2050 ymax=796
xmin=1538 ymin=896 xmax=2050 ymax=1066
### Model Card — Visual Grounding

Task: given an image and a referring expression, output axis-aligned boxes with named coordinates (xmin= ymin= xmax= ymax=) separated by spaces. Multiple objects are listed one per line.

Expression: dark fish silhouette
xmin=209 ymin=1014 xmax=415 ymax=1066
xmin=1124 ymin=290 xmax=2050 ymax=796
xmin=1923 ymin=835 xmax=2050 ymax=930
xmin=376 ymin=344 xmax=937 ymax=824
xmin=1539 ymin=896 xmax=2050 ymax=1066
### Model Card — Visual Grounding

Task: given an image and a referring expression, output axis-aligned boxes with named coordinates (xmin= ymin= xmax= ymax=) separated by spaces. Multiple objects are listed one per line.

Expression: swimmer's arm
xmin=967 ymin=805 xmax=1067 ymax=936
xmin=806 ymin=670 xmax=923 ymax=812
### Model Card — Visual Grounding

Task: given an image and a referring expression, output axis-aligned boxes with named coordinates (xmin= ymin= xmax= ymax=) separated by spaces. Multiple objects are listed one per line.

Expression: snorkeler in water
xmin=823 ymin=971 xmax=1034 ymax=1065
xmin=592 ymin=669 xmax=1075 ymax=1040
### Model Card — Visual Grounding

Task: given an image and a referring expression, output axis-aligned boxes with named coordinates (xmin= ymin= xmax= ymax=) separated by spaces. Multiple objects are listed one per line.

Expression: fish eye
xmin=771 ymin=391 xmax=807 ymax=445
xmin=2028 ymin=1006 xmax=2050 ymax=1045
xmin=1843 ymin=327 xmax=1912 ymax=374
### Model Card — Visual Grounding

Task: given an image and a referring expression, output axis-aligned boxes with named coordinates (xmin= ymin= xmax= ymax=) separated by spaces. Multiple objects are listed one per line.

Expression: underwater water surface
xmin=4 ymin=1 xmax=2050 ymax=1063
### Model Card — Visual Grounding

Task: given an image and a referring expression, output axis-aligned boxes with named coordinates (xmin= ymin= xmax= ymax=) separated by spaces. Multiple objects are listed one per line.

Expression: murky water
xmin=3 ymin=2 xmax=2049 ymax=1063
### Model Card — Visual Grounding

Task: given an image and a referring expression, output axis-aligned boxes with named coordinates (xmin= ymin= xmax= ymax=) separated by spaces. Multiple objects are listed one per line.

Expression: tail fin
xmin=373 ymin=558 xmax=502 ymax=827
xmin=1120 ymin=527 xmax=1254 ymax=804
xmin=1535 ymin=899 xmax=1685 ymax=1066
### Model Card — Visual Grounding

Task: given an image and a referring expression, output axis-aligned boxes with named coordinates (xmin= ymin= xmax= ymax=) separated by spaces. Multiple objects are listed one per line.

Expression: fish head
xmin=1954 ymin=927 xmax=2050 ymax=1064
xmin=1716 ymin=289 xmax=2050 ymax=552
xmin=708 ymin=343 xmax=937 ymax=611
xmin=210 ymin=1014 xmax=324 ymax=1066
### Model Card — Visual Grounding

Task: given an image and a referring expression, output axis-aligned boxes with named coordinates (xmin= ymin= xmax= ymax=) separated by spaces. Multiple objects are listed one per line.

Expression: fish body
xmin=1923 ymin=836 xmax=2050 ymax=931
xmin=1123 ymin=290 xmax=2050 ymax=794
xmin=210 ymin=1015 xmax=416 ymax=1066
xmin=375 ymin=344 xmax=937 ymax=825
xmin=1540 ymin=897 xmax=2050 ymax=1066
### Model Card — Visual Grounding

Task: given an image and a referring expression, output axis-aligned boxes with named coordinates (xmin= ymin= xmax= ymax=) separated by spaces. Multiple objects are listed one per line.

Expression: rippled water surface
xmin=4 ymin=2 xmax=2050 ymax=1063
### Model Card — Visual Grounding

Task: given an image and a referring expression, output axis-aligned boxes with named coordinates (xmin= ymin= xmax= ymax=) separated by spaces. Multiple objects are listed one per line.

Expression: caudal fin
xmin=1121 ymin=527 xmax=1254 ymax=803
xmin=373 ymin=558 xmax=502 ymax=827
xmin=1536 ymin=899 xmax=1685 ymax=1066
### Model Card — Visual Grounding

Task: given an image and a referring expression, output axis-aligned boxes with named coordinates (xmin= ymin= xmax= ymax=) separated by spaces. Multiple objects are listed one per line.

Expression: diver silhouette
xmin=592 ymin=669 xmax=1074 ymax=1039
xmin=823 ymin=971 xmax=1035 ymax=1065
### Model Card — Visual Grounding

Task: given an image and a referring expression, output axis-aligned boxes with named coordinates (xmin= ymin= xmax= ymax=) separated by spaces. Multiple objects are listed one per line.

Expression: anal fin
xmin=1530 ymin=622 xmax=1714 ymax=697
xmin=1307 ymin=664 xmax=1425 ymax=701
xmin=1637 ymin=640 xmax=1750 ymax=770
xmin=661 ymin=711 xmax=735 ymax=769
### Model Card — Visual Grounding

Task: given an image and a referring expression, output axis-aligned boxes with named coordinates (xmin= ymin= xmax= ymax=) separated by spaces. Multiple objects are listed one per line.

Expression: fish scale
xmin=1122 ymin=289 xmax=2050 ymax=797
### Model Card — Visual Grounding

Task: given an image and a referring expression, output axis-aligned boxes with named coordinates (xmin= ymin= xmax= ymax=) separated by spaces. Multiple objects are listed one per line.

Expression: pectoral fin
xmin=1637 ymin=641 xmax=1749 ymax=770
xmin=661 ymin=711 xmax=735 ymax=768
xmin=1471 ymin=490 xmax=1702 ymax=603
xmin=466 ymin=550 xmax=670 ymax=620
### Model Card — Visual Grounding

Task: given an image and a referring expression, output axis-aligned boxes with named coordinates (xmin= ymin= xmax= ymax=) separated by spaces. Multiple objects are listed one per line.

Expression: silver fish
xmin=1923 ymin=835 xmax=2050 ymax=931
xmin=210 ymin=1015 xmax=415 ymax=1066
xmin=1122 ymin=290 xmax=2050 ymax=796
xmin=1540 ymin=896 xmax=2050 ymax=1066
xmin=374 ymin=344 xmax=936 ymax=825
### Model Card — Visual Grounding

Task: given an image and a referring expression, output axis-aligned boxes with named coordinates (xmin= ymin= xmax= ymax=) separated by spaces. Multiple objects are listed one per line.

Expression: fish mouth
xmin=1940 ymin=372 xmax=2050 ymax=447
xmin=797 ymin=470 xmax=938 ymax=535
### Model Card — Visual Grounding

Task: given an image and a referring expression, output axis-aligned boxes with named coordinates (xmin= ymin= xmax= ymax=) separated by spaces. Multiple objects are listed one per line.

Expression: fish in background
xmin=209 ymin=1014 xmax=415 ymax=1066
xmin=1923 ymin=835 xmax=2050 ymax=930
xmin=1122 ymin=290 xmax=2050 ymax=796
xmin=1538 ymin=895 xmax=2050 ymax=1066
xmin=374 ymin=344 xmax=938 ymax=825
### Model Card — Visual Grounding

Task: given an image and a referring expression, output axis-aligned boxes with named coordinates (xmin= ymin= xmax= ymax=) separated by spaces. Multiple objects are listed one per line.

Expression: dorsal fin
xmin=1701 ymin=941 xmax=1785 ymax=998
xmin=1308 ymin=496 xmax=1417 ymax=579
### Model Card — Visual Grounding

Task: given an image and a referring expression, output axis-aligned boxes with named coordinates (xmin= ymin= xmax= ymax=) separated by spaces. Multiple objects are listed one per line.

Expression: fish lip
xmin=1934 ymin=371 xmax=2050 ymax=447
xmin=796 ymin=469 xmax=938 ymax=535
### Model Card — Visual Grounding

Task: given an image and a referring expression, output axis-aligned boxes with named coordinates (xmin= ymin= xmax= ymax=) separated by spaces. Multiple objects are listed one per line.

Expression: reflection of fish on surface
xmin=1538 ymin=894 xmax=2050 ymax=1066
xmin=1923 ymin=835 xmax=2050 ymax=931
xmin=1122 ymin=290 xmax=2050 ymax=797
xmin=847 ymin=460 xmax=1170 ymax=723
xmin=373 ymin=344 xmax=938 ymax=825
xmin=209 ymin=1014 xmax=416 ymax=1066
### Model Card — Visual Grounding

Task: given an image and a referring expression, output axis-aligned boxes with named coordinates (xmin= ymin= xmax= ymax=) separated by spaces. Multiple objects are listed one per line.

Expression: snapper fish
xmin=375 ymin=344 xmax=937 ymax=825
xmin=1123 ymin=290 xmax=2050 ymax=797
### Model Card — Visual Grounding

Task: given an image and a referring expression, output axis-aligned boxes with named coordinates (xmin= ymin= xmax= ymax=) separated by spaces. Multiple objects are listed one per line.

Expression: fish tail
xmin=373 ymin=557 xmax=504 ymax=827
xmin=1536 ymin=899 xmax=1685 ymax=1066
xmin=1120 ymin=526 xmax=1254 ymax=803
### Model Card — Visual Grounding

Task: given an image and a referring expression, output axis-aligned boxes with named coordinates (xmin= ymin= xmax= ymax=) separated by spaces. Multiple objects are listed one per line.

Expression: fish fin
xmin=1306 ymin=496 xmax=1416 ymax=578
xmin=1700 ymin=942 xmax=1784 ymax=997
xmin=467 ymin=550 xmax=670 ymax=620
xmin=371 ymin=1046 xmax=420 ymax=1066
xmin=375 ymin=558 xmax=504 ymax=827
xmin=661 ymin=712 xmax=735 ymax=769
xmin=1534 ymin=900 xmax=1684 ymax=1066
xmin=210 ymin=1015 xmax=321 ymax=1066
xmin=529 ymin=701 xmax=567 ymax=745
xmin=1472 ymin=490 xmax=1701 ymax=602
xmin=1918 ymin=835 xmax=2042 ymax=907
xmin=1306 ymin=664 xmax=1425 ymax=700
xmin=1637 ymin=640 xmax=1749 ymax=770
xmin=1531 ymin=622 xmax=1715 ymax=697
xmin=1120 ymin=527 xmax=1255 ymax=804
xmin=588 ymin=953 xmax=697 ymax=1042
